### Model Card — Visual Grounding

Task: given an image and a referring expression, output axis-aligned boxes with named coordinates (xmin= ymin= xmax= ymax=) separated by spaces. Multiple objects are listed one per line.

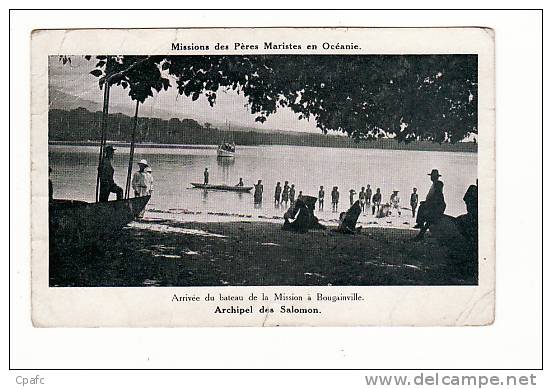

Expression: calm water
xmin=49 ymin=144 xmax=477 ymax=227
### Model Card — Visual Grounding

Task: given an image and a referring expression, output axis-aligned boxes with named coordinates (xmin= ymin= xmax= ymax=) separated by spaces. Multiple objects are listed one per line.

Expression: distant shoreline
xmin=48 ymin=140 xmax=477 ymax=153
xmin=48 ymin=141 xmax=218 ymax=150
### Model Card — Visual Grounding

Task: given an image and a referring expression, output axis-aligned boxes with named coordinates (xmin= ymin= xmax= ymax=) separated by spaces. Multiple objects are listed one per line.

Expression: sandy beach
xmin=49 ymin=219 xmax=477 ymax=287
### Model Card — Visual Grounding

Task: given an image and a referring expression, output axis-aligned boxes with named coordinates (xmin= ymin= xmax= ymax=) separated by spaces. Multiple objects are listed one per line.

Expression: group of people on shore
xmin=252 ymin=180 xmax=302 ymax=208
xmin=279 ymin=168 xmax=455 ymax=240
xmin=273 ymin=181 xmax=300 ymax=207
xmin=251 ymin=181 xmax=423 ymax=219
xmin=327 ymin=185 xmax=417 ymax=217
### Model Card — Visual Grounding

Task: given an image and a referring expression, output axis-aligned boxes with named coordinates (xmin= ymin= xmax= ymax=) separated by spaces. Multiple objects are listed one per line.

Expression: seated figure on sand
xmin=336 ymin=200 xmax=362 ymax=234
xmin=375 ymin=203 xmax=391 ymax=218
xmin=283 ymin=195 xmax=325 ymax=233
xmin=456 ymin=184 xmax=478 ymax=255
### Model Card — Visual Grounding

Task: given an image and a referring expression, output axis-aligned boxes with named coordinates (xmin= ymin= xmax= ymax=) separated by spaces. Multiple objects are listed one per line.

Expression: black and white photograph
xmin=48 ymin=53 xmax=479 ymax=287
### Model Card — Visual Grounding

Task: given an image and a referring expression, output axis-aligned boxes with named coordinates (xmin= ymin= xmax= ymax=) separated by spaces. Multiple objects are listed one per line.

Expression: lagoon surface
xmin=49 ymin=144 xmax=477 ymax=228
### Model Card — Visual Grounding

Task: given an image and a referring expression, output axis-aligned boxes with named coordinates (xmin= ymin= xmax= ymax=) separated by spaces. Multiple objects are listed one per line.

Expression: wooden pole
xmin=125 ymin=100 xmax=140 ymax=199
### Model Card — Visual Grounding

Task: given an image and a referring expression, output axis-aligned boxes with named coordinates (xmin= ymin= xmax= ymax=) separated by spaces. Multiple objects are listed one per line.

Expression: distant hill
xmin=48 ymin=86 xmax=322 ymax=135
xmin=48 ymin=107 xmax=477 ymax=153
xmin=49 ymin=86 xmax=197 ymax=123
xmin=49 ymin=87 xmax=100 ymax=112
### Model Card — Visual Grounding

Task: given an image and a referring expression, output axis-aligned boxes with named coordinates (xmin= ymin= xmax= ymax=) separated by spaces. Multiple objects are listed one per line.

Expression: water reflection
xmin=217 ymin=156 xmax=235 ymax=182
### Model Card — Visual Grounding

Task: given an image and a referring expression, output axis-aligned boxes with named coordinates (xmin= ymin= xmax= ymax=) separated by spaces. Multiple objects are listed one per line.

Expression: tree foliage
xmin=61 ymin=54 xmax=477 ymax=143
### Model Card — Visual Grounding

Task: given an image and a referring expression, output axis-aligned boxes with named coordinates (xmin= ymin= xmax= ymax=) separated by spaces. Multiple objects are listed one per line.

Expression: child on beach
xmin=331 ymin=186 xmax=340 ymax=212
xmin=410 ymin=187 xmax=419 ymax=217
xmin=366 ymin=184 xmax=372 ymax=211
xmin=372 ymin=188 xmax=382 ymax=215
xmin=274 ymin=182 xmax=282 ymax=205
xmin=289 ymin=184 xmax=296 ymax=205
xmin=318 ymin=185 xmax=325 ymax=211
xmin=359 ymin=187 xmax=366 ymax=213
xmin=281 ymin=181 xmax=290 ymax=206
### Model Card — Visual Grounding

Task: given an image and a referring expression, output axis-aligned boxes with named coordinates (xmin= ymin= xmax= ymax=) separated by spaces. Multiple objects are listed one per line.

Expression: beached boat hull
xmin=49 ymin=195 xmax=150 ymax=245
xmin=191 ymin=183 xmax=253 ymax=192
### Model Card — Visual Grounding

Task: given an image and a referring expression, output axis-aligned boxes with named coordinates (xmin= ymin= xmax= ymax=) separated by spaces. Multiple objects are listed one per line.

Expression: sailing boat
xmin=217 ymin=120 xmax=236 ymax=157
xmin=49 ymin=60 xmax=150 ymax=245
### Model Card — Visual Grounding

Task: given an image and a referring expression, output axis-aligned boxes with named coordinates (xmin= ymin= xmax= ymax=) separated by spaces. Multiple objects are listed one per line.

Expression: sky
xmin=48 ymin=56 xmax=321 ymax=133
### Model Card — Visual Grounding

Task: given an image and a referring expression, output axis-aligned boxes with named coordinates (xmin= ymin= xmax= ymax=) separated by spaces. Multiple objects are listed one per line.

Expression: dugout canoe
xmin=191 ymin=183 xmax=253 ymax=192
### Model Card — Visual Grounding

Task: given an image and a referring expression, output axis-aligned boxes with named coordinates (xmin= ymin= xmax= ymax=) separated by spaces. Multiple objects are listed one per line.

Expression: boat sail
xmin=217 ymin=120 xmax=236 ymax=157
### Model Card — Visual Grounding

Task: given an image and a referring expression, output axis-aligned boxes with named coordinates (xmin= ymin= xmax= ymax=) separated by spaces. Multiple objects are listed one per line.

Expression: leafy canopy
xmin=62 ymin=54 xmax=477 ymax=143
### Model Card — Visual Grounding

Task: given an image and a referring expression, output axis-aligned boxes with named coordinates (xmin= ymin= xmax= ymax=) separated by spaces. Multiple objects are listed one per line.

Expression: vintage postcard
xmin=31 ymin=27 xmax=495 ymax=326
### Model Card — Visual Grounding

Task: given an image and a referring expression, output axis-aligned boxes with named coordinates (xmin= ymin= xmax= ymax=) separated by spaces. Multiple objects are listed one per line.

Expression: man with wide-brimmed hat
xmin=131 ymin=159 xmax=149 ymax=197
xmin=99 ymin=145 xmax=123 ymax=202
xmin=414 ymin=169 xmax=447 ymax=239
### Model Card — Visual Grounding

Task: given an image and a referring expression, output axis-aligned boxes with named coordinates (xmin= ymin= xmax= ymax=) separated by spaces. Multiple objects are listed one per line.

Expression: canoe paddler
xmin=99 ymin=145 xmax=123 ymax=202
xmin=132 ymin=159 xmax=149 ymax=197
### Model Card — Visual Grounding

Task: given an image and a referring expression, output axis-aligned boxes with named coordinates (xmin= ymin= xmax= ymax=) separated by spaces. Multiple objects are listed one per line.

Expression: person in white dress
xmin=145 ymin=166 xmax=154 ymax=195
xmin=131 ymin=159 xmax=149 ymax=218
xmin=131 ymin=159 xmax=149 ymax=197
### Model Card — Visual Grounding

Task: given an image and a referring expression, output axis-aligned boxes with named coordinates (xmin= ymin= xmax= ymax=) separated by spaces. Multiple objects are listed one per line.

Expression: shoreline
xmin=48 ymin=140 xmax=477 ymax=153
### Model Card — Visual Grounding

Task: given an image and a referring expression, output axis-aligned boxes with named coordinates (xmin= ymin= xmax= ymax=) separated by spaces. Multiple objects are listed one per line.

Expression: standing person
xmin=359 ymin=187 xmax=366 ymax=213
xmin=203 ymin=167 xmax=209 ymax=185
xmin=145 ymin=166 xmax=154 ymax=195
xmin=372 ymin=187 xmax=382 ymax=215
xmin=281 ymin=181 xmax=290 ymax=207
xmin=349 ymin=189 xmax=356 ymax=206
xmin=289 ymin=184 xmax=296 ymax=205
xmin=410 ymin=187 xmax=419 ymax=218
xmin=274 ymin=182 xmax=282 ymax=205
xmin=331 ymin=186 xmax=340 ymax=212
xmin=390 ymin=190 xmax=401 ymax=216
xmin=318 ymin=185 xmax=325 ymax=211
xmin=131 ymin=159 xmax=149 ymax=197
xmin=414 ymin=169 xmax=447 ymax=240
xmin=254 ymin=180 xmax=264 ymax=205
xmin=99 ymin=145 xmax=123 ymax=202
xmin=366 ymin=184 xmax=372 ymax=211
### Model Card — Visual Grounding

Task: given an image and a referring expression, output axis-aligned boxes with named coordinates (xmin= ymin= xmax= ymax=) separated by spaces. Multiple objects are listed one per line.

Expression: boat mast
xmin=124 ymin=100 xmax=140 ymax=199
